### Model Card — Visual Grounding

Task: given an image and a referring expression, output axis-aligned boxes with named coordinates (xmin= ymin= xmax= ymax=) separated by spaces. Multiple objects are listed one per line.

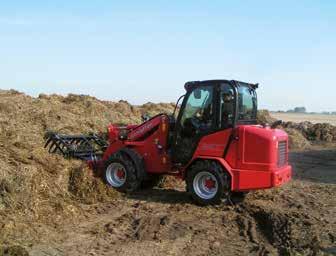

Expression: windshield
xmin=237 ymin=84 xmax=257 ymax=123
xmin=180 ymin=86 xmax=213 ymax=129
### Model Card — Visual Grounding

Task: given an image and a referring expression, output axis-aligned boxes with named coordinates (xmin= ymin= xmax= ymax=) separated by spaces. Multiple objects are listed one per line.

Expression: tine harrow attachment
xmin=44 ymin=131 xmax=108 ymax=161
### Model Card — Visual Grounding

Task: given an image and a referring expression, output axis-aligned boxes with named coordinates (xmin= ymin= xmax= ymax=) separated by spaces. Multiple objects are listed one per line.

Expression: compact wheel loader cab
xmin=44 ymin=80 xmax=292 ymax=206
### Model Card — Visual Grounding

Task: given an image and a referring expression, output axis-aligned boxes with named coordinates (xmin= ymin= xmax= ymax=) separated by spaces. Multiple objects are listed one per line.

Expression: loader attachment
xmin=44 ymin=131 xmax=108 ymax=161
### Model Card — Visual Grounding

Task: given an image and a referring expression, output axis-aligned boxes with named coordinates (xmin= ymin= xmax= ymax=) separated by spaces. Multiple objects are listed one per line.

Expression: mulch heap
xmin=282 ymin=121 xmax=336 ymax=142
xmin=0 ymin=90 xmax=175 ymax=247
xmin=257 ymin=110 xmax=336 ymax=149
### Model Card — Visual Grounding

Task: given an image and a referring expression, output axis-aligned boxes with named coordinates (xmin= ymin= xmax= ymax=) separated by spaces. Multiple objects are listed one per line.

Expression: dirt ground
xmin=15 ymin=146 xmax=332 ymax=256
xmin=0 ymin=91 xmax=335 ymax=256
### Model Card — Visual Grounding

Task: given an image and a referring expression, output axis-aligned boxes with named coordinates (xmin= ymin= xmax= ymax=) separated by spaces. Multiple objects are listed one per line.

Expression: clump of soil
xmin=133 ymin=214 xmax=171 ymax=241
xmin=68 ymin=164 xmax=119 ymax=204
xmin=284 ymin=128 xmax=311 ymax=149
xmin=0 ymin=245 xmax=29 ymax=256
xmin=236 ymin=200 xmax=322 ymax=255
xmin=257 ymin=110 xmax=276 ymax=124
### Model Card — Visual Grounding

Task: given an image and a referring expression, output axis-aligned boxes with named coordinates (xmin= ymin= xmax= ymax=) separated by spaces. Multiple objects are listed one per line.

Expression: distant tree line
xmin=292 ymin=107 xmax=306 ymax=113
xmin=285 ymin=107 xmax=306 ymax=113
xmin=275 ymin=106 xmax=336 ymax=115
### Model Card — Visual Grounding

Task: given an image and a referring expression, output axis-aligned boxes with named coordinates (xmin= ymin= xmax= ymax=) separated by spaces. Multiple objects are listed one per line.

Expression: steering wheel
xmin=182 ymin=116 xmax=201 ymax=137
xmin=190 ymin=116 xmax=201 ymax=131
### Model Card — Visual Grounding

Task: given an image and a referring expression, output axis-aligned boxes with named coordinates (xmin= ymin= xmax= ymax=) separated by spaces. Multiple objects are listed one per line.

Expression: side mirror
xmin=194 ymin=89 xmax=202 ymax=99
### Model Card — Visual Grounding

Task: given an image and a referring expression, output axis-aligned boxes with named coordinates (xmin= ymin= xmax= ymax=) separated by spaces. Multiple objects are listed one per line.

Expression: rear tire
xmin=104 ymin=150 xmax=143 ymax=193
xmin=186 ymin=160 xmax=230 ymax=205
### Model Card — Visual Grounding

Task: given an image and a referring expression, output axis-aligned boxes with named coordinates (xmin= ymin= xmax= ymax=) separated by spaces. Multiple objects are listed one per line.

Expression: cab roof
xmin=184 ymin=80 xmax=259 ymax=91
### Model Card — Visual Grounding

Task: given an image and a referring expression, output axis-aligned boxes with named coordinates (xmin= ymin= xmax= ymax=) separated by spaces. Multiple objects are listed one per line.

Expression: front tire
xmin=104 ymin=150 xmax=143 ymax=193
xmin=186 ymin=160 xmax=230 ymax=205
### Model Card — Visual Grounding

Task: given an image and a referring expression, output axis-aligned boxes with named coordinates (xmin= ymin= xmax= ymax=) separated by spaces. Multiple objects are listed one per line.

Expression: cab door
xmin=193 ymin=82 xmax=236 ymax=157
xmin=171 ymin=82 xmax=237 ymax=166
xmin=172 ymin=85 xmax=215 ymax=165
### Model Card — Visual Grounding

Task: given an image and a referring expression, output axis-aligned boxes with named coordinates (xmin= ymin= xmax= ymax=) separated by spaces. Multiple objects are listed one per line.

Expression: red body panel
xmin=192 ymin=129 xmax=232 ymax=157
xmin=102 ymin=114 xmax=292 ymax=192
xmin=186 ymin=125 xmax=291 ymax=191
xmin=103 ymin=114 xmax=172 ymax=173
xmin=236 ymin=126 xmax=288 ymax=172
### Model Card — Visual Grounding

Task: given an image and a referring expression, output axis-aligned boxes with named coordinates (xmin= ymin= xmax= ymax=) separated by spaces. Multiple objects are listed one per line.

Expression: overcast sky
xmin=0 ymin=1 xmax=335 ymax=112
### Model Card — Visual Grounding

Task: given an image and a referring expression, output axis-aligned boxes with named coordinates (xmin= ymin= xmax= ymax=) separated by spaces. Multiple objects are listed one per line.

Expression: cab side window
xmin=237 ymin=85 xmax=257 ymax=122
xmin=219 ymin=84 xmax=235 ymax=128
xmin=179 ymin=86 xmax=214 ymax=136
xmin=173 ymin=86 xmax=214 ymax=164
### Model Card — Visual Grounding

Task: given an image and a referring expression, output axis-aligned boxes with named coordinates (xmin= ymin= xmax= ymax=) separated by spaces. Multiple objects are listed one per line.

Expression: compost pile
xmin=257 ymin=110 xmax=336 ymax=149
xmin=0 ymin=91 xmax=335 ymax=256
xmin=282 ymin=121 xmax=336 ymax=142
xmin=0 ymin=90 xmax=174 ymax=246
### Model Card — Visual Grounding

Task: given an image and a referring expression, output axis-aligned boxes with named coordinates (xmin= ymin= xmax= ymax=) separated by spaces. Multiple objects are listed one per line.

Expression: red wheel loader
xmin=45 ymin=80 xmax=292 ymax=205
